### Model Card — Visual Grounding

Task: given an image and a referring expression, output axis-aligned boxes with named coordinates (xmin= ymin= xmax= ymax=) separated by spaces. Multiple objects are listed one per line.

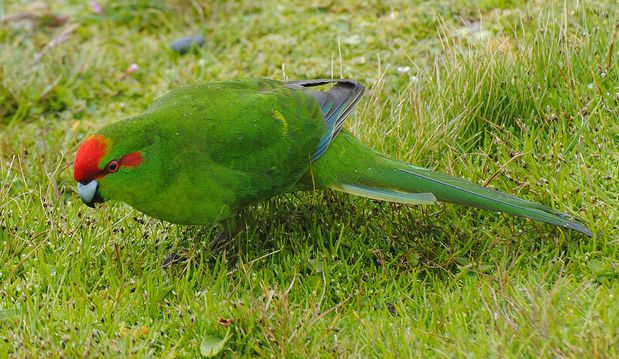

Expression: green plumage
xmin=95 ymin=79 xmax=324 ymax=224
xmin=76 ymin=79 xmax=591 ymax=236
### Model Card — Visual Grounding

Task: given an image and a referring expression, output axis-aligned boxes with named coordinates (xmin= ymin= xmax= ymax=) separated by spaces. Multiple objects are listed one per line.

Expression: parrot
xmin=73 ymin=79 xmax=592 ymax=237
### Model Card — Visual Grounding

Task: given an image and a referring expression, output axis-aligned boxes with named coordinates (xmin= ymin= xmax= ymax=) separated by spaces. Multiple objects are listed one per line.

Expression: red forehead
xmin=74 ymin=135 xmax=109 ymax=182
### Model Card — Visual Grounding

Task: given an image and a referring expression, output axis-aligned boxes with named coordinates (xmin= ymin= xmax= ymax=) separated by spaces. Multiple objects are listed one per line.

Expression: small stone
xmin=170 ymin=35 xmax=205 ymax=54
xmin=386 ymin=302 xmax=396 ymax=314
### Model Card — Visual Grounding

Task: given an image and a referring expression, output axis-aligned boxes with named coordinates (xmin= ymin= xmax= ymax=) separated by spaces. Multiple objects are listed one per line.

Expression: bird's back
xmin=126 ymin=79 xmax=326 ymax=224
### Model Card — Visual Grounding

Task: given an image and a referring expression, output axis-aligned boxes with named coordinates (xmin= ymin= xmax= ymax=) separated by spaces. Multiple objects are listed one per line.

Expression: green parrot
xmin=73 ymin=79 xmax=592 ymax=236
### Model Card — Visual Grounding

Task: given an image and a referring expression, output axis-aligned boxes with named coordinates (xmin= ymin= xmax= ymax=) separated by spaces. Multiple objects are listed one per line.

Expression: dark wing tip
xmin=570 ymin=223 xmax=593 ymax=237
xmin=558 ymin=215 xmax=593 ymax=237
xmin=546 ymin=208 xmax=593 ymax=237
xmin=285 ymin=78 xmax=364 ymax=91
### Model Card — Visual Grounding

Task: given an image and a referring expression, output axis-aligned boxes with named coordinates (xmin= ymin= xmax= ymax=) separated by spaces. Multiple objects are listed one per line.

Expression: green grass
xmin=1 ymin=0 xmax=618 ymax=357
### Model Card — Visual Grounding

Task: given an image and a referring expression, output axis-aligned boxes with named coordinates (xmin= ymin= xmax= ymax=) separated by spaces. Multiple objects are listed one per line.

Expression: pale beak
xmin=77 ymin=180 xmax=104 ymax=208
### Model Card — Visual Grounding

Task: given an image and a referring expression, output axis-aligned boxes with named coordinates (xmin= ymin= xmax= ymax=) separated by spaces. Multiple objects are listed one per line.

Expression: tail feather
xmin=311 ymin=132 xmax=592 ymax=237
xmin=395 ymin=166 xmax=592 ymax=236
xmin=332 ymin=183 xmax=437 ymax=205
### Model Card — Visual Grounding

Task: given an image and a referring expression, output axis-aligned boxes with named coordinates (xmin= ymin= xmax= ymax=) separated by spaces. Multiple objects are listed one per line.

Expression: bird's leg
xmin=163 ymin=213 xmax=247 ymax=271
xmin=210 ymin=211 xmax=247 ymax=254
xmin=162 ymin=251 xmax=186 ymax=268
xmin=161 ymin=226 xmax=194 ymax=269
xmin=210 ymin=229 xmax=230 ymax=253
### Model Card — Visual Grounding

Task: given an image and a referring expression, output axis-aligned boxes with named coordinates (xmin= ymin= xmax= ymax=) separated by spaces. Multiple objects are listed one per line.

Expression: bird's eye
xmin=107 ymin=160 xmax=119 ymax=173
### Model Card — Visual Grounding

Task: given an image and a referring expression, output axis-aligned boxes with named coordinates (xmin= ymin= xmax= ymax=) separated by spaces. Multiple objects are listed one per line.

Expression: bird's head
xmin=73 ymin=133 xmax=145 ymax=208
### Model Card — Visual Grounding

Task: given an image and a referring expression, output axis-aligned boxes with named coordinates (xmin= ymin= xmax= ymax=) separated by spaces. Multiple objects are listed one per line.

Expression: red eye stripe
xmin=120 ymin=152 xmax=142 ymax=167
xmin=103 ymin=152 xmax=142 ymax=174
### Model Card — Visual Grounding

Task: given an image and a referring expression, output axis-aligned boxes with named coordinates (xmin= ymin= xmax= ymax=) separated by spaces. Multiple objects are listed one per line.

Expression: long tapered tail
xmin=310 ymin=131 xmax=592 ymax=236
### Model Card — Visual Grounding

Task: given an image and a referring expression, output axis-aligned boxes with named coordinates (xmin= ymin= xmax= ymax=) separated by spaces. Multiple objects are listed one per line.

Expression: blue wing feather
xmin=285 ymin=79 xmax=365 ymax=160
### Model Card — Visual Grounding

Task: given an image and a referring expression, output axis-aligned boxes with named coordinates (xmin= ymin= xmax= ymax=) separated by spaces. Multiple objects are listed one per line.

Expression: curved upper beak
xmin=77 ymin=180 xmax=104 ymax=208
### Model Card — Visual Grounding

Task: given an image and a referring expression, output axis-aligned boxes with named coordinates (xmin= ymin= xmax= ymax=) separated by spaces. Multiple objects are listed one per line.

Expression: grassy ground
xmin=1 ymin=0 xmax=618 ymax=357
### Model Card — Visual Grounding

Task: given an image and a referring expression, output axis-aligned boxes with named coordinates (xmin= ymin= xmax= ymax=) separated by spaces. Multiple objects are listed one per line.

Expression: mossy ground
xmin=1 ymin=0 xmax=617 ymax=357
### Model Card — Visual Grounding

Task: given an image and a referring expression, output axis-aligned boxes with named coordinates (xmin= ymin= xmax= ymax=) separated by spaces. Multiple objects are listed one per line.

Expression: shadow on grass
xmin=162 ymin=189 xmax=582 ymax=282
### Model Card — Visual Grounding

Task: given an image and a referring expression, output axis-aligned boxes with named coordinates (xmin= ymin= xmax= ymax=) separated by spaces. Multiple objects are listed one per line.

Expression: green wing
xmin=105 ymin=79 xmax=327 ymax=224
